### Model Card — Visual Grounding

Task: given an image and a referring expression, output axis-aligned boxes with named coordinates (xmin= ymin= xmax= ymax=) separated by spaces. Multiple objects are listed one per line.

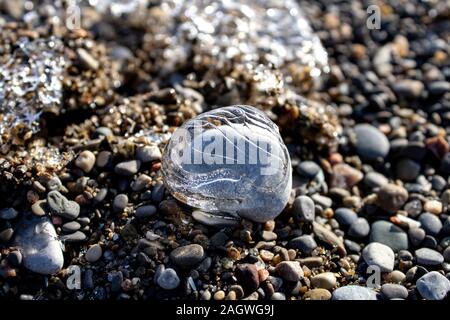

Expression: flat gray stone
xmin=14 ymin=216 xmax=64 ymax=275
xmin=370 ymin=220 xmax=408 ymax=252
xmin=47 ymin=191 xmax=80 ymax=220
xmin=415 ymin=248 xmax=444 ymax=266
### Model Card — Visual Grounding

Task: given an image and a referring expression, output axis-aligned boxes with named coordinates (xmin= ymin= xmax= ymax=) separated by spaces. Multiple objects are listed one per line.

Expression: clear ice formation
xmin=160 ymin=0 xmax=329 ymax=78
xmin=0 ymin=37 xmax=65 ymax=135
xmin=162 ymin=105 xmax=292 ymax=223
xmin=89 ymin=0 xmax=148 ymax=18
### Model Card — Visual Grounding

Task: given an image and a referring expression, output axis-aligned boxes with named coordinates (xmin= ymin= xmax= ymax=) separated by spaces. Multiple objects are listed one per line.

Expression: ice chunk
xmin=0 ymin=37 xmax=65 ymax=135
xmin=162 ymin=105 xmax=292 ymax=223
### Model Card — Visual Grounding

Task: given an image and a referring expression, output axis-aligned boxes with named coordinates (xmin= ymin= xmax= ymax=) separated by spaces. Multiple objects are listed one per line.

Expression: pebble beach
xmin=0 ymin=0 xmax=450 ymax=301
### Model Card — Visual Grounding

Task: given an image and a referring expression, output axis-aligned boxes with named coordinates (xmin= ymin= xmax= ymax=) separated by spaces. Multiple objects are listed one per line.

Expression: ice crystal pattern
xmin=160 ymin=0 xmax=329 ymax=78
xmin=0 ymin=37 xmax=65 ymax=134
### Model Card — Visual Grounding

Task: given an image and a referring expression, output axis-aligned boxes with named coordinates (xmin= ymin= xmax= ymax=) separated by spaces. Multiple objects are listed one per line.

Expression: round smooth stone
xmin=380 ymin=283 xmax=408 ymax=300
xmin=288 ymin=235 xmax=317 ymax=254
xmin=292 ymin=195 xmax=315 ymax=223
xmin=85 ymin=244 xmax=102 ymax=263
xmin=136 ymin=145 xmax=162 ymax=162
xmin=395 ymin=159 xmax=420 ymax=181
xmin=170 ymin=244 xmax=205 ymax=267
xmin=297 ymin=161 xmax=321 ymax=178
xmin=332 ymin=285 xmax=377 ymax=300
xmin=443 ymin=247 xmax=450 ymax=262
xmin=418 ymin=213 xmax=443 ymax=237
xmin=362 ymin=242 xmax=395 ymax=272
xmin=14 ymin=216 xmax=64 ymax=275
xmin=416 ymin=271 xmax=450 ymax=300
xmin=303 ymin=288 xmax=331 ymax=300
xmin=334 ymin=208 xmax=358 ymax=227
xmin=61 ymin=221 xmax=81 ymax=233
xmin=348 ymin=218 xmax=370 ymax=238
xmin=157 ymin=268 xmax=180 ymax=290
xmin=376 ymin=183 xmax=408 ymax=213
xmin=311 ymin=272 xmax=336 ymax=290
xmin=275 ymin=261 xmax=304 ymax=282
xmin=75 ymin=150 xmax=96 ymax=173
xmin=60 ymin=231 xmax=87 ymax=243
xmin=114 ymin=160 xmax=141 ymax=176
xmin=415 ymin=248 xmax=444 ymax=266
xmin=112 ymin=194 xmax=128 ymax=213
xmin=408 ymin=228 xmax=426 ymax=247
xmin=0 ymin=208 xmax=18 ymax=220
xmin=369 ymin=220 xmax=408 ymax=252
xmin=135 ymin=205 xmax=157 ymax=218
xmin=47 ymin=191 xmax=80 ymax=220
xmin=364 ymin=171 xmax=389 ymax=189
xmin=31 ymin=200 xmax=47 ymax=217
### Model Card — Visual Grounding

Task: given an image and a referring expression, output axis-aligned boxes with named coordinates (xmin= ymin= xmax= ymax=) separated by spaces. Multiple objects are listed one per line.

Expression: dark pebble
xmin=47 ymin=191 xmax=80 ymax=220
xmin=114 ymin=160 xmax=141 ymax=176
xmin=348 ymin=218 xmax=370 ymax=238
xmin=113 ymin=194 xmax=128 ymax=213
xmin=396 ymin=159 xmax=420 ymax=181
xmin=354 ymin=124 xmax=389 ymax=161
xmin=418 ymin=213 xmax=443 ymax=237
xmin=297 ymin=161 xmax=321 ymax=178
xmin=60 ymin=231 xmax=87 ymax=243
xmin=289 ymin=235 xmax=317 ymax=254
xmin=0 ymin=228 xmax=14 ymax=242
xmin=61 ymin=221 xmax=81 ymax=233
xmin=152 ymin=183 xmax=165 ymax=203
xmin=0 ymin=208 xmax=18 ymax=220
xmin=376 ymin=183 xmax=409 ymax=212
xmin=170 ymin=244 xmax=205 ymax=267
xmin=334 ymin=208 xmax=358 ymax=227
xmin=135 ymin=205 xmax=157 ymax=218
xmin=111 ymin=271 xmax=123 ymax=293
xmin=408 ymin=228 xmax=426 ymax=247
xmin=7 ymin=251 xmax=22 ymax=267
xmin=381 ymin=284 xmax=408 ymax=300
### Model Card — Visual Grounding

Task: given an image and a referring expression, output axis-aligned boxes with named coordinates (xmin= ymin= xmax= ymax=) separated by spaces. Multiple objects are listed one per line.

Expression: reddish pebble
xmin=258 ymin=269 xmax=269 ymax=282
xmin=329 ymin=153 xmax=343 ymax=165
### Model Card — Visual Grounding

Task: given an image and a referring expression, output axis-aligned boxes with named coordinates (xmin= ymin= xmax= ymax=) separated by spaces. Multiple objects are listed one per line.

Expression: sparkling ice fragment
xmin=162 ymin=105 xmax=292 ymax=223
xmin=159 ymin=0 xmax=329 ymax=78
xmin=0 ymin=37 xmax=65 ymax=135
